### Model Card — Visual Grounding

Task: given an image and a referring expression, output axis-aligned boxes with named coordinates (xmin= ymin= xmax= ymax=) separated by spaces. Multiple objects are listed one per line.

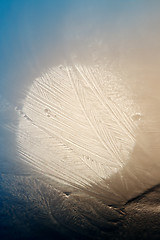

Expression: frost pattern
xmin=16 ymin=65 xmax=140 ymax=192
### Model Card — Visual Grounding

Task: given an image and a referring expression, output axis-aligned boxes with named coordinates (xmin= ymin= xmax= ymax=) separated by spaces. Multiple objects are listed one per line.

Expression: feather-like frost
xmin=15 ymin=64 xmax=160 ymax=204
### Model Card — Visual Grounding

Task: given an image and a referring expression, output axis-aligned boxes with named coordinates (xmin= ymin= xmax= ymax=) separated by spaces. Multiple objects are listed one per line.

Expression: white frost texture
xmin=16 ymin=65 xmax=160 ymax=204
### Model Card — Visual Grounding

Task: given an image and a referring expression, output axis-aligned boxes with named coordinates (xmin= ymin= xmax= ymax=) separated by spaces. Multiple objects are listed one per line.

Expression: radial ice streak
xmin=17 ymin=65 xmax=140 ymax=189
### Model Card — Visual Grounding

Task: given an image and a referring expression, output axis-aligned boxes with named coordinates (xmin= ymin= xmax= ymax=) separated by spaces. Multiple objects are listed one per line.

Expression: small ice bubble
xmin=44 ymin=108 xmax=51 ymax=117
xmin=132 ymin=113 xmax=141 ymax=121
